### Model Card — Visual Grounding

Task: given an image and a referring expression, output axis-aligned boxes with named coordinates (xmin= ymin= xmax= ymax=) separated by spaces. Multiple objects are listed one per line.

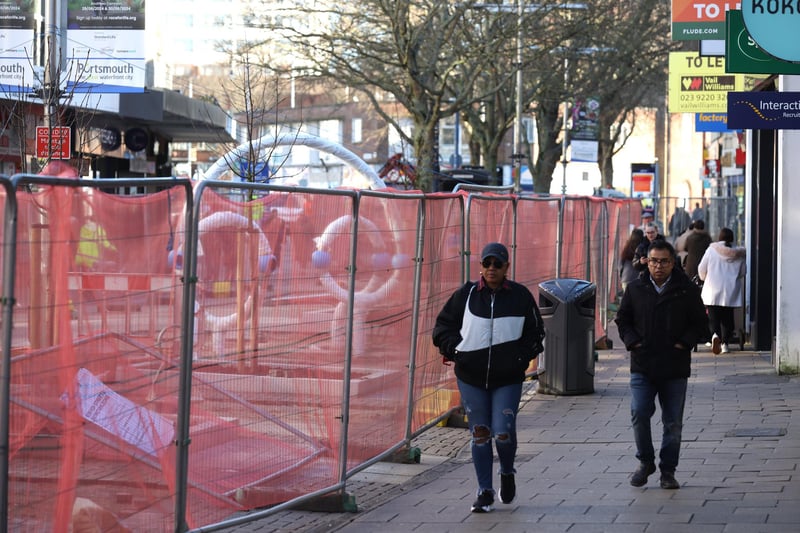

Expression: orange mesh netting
xmin=2 ymin=178 xmax=637 ymax=531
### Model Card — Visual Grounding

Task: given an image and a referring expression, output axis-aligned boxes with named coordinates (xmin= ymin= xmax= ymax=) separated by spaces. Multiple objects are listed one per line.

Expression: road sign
xmin=36 ymin=126 xmax=71 ymax=160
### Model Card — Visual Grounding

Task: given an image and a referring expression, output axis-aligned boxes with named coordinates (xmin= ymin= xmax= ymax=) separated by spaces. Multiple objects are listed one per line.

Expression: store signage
xmin=727 ymin=91 xmax=800 ymax=130
xmin=726 ymin=10 xmax=800 ymax=73
xmin=695 ymin=113 xmax=739 ymax=132
xmin=740 ymin=0 xmax=800 ymax=62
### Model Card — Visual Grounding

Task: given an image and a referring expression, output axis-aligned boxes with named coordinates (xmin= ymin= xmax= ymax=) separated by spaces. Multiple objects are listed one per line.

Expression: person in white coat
xmin=697 ymin=228 xmax=746 ymax=354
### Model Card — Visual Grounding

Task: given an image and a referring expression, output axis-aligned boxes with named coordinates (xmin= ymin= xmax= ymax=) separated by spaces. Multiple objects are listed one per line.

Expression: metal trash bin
xmin=537 ymin=278 xmax=596 ymax=395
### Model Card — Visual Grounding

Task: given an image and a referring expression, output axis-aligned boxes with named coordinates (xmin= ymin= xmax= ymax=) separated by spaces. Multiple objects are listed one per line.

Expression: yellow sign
xmin=668 ymin=52 xmax=764 ymax=113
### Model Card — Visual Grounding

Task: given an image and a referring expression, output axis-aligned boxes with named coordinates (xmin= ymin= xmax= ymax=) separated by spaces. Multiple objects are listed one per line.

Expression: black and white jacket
xmin=433 ymin=278 xmax=545 ymax=389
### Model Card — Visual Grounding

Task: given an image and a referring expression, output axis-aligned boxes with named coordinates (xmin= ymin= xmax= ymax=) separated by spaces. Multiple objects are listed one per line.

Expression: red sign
xmin=36 ymin=126 xmax=72 ymax=160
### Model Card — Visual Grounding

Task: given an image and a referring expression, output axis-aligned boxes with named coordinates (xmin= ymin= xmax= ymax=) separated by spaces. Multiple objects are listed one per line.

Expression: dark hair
xmin=693 ymin=219 xmax=705 ymax=230
xmin=621 ymin=228 xmax=644 ymax=261
xmin=648 ymin=239 xmax=675 ymax=257
xmin=718 ymin=227 xmax=734 ymax=245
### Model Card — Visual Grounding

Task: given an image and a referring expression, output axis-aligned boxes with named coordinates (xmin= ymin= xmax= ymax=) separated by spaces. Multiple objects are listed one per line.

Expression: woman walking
xmin=697 ymin=228 xmax=746 ymax=354
xmin=620 ymin=228 xmax=644 ymax=293
xmin=432 ymin=242 xmax=545 ymax=513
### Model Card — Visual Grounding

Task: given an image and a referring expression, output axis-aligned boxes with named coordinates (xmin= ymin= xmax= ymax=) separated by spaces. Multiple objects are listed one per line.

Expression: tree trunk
xmin=413 ymin=120 xmax=439 ymax=192
xmin=532 ymin=101 xmax=562 ymax=194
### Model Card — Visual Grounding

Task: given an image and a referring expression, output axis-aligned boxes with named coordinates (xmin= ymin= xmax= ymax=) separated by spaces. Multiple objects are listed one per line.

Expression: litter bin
xmin=537 ymin=278 xmax=596 ymax=395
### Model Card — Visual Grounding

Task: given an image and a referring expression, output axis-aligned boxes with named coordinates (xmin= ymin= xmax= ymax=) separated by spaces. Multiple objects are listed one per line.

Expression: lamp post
xmin=560 ymin=56 xmax=569 ymax=196
xmin=512 ymin=0 xmax=524 ymax=192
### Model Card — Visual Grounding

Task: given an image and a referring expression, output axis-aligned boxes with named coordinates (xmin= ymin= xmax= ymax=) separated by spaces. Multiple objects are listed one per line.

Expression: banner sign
xmin=671 ymin=0 xmax=739 ymax=41
xmin=0 ymin=0 xmax=36 ymax=93
xmin=695 ymin=113 xmax=739 ymax=132
xmin=66 ymin=0 xmax=146 ymax=93
xmin=740 ymin=0 xmax=800 ymax=62
xmin=725 ymin=10 xmax=800 ymax=74
xmin=727 ymin=91 xmax=800 ymax=130
xmin=570 ymin=97 xmax=600 ymax=141
xmin=669 ymin=52 xmax=766 ymax=112
xmin=569 ymin=96 xmax=600 ymax=162
xmin=570 ymin=140 xmax=598 ymax=163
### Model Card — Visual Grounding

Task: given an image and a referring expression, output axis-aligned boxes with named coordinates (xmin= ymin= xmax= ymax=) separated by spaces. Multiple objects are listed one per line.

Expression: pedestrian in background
xmin=683 ymin=219 xmax=712 ymax=280
xmin=691 ymin=201 xmax=705 ymax=222
xmin=615 ymin=240 xmax=708 ymax=490
xmin=697 ymin=227 xmax=746 ymax=354
xmin=668 ymin=207 xmax=691 ymax=240
xmin=633 ymin=223 xmax=665 ymax=273
xmin=620 ymin=228 xmax=644 ymax=293
xmin=432 ymin=242 xmax=545 ymax=513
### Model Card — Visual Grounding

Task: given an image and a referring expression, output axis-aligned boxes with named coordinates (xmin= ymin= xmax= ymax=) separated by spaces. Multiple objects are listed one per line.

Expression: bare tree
xmin=530 ymin=0 xmax=677 ymax=192
xmin=265 ymin=0 xmax=535 ymax=191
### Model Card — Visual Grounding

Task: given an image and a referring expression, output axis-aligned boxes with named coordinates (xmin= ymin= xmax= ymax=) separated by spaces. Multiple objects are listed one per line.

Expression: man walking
xmin=632 ymin=223 xmax=665 ymax=273
xmin=615 ymin=240 xmax=708 ymax=489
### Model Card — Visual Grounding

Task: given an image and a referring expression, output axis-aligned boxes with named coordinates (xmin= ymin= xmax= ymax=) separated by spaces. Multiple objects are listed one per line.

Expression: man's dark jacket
xmin=615 ymin=269 xmax=708 ymax=380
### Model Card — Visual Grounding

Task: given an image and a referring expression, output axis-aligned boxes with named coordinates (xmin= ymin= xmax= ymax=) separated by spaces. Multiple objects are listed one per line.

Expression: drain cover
xmin=725 ymin=428 xmax=787 ymax=437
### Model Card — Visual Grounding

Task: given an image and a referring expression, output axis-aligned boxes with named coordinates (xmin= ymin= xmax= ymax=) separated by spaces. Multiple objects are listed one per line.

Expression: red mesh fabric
xmin=3 ymin=181 xmax=636 ymax=531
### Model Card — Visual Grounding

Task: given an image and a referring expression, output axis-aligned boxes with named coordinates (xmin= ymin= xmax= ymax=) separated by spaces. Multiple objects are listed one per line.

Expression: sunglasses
xmin=481 ymin=258 xmax=506 ymax=269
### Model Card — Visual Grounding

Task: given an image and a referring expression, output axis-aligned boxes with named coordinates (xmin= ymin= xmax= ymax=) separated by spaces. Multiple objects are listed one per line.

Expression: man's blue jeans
xmin=457 ymin=379 xmax=522 ymax=493
xmin=630 ymin=372 xmax=687 ymax=473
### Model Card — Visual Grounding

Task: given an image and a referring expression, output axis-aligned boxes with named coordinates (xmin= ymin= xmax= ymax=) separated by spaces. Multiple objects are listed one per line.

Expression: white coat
xmin=697 ymin=241 xmax=746 ymax=307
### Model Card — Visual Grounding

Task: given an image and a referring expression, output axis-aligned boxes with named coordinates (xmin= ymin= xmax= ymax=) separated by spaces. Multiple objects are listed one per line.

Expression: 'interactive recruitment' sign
xmin=727 ymin=92 xmax=800 ymax=130
xmin=740 ymin=0 xmax=800 ymax=62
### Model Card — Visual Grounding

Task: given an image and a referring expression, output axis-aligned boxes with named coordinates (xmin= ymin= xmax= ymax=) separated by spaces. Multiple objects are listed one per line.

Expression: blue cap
xmin=480 ymin=242 xmax=509 ymax=263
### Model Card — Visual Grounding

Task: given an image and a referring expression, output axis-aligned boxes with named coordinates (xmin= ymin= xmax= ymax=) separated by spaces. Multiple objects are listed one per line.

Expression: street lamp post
xmin=512 ymin=0 xmax=524 ymax=193
xmin=561 ymin=56 xmax=569 ymax=196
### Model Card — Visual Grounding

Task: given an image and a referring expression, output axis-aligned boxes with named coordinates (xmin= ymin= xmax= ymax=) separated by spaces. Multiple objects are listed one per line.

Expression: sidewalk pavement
xmin=224 ymin=327 xmax=800 ymax=533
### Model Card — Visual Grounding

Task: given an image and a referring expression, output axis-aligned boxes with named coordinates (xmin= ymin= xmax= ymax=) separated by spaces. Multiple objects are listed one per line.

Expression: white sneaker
xmin=711 ymin=334 xmax=721 ymax=355
xmin=704 ymin=342 xmax=712 ymax=347
xmin=721 ymin=343 xmax=729 ymax=354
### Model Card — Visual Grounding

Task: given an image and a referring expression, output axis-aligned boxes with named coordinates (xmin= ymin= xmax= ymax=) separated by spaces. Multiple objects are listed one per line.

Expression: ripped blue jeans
xmin=457 ymin=378 xmax=522 ymax=493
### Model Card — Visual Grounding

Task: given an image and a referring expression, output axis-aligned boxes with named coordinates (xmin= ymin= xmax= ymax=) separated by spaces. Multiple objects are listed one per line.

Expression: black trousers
xmin=707 ymin=305 xmax=735 ymax=345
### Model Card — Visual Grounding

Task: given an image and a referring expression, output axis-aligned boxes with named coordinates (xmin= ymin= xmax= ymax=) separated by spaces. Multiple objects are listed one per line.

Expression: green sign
xmin=725 ymin=10 xmax=800 ymax=74
xmin=741 ymin=0 xmax=800 ymax=62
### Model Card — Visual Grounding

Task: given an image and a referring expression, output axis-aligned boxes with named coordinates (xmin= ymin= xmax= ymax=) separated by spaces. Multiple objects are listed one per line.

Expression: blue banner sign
xmin=727 ymin=92 xmax=800 ymax=130
xmin=695 ymin=113 xmax=738 ymax=132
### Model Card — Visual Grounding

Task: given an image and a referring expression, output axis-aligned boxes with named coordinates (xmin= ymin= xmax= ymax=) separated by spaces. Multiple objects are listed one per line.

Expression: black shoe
xmin=470 ymin=489 xmax=494 ymax=513
xmin=630 ymin=462 xmax=656 ymax=487
xmin=499 ymin=473 xmax=516 ymax=504
xmin=660 ymin=471 xmax=680 ymax=489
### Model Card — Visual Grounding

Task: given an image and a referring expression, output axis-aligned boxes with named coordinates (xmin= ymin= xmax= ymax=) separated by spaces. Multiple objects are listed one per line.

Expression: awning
xmin=76 ymin=88 xmax=234 ymax=144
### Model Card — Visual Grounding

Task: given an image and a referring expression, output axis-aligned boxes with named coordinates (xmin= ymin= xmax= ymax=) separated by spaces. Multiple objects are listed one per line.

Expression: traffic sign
xmin=36 ymin=126 xmax=71 ymax=159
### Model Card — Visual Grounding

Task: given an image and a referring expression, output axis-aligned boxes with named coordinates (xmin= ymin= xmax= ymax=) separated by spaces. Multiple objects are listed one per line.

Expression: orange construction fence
xmin=0 ymin=176 xmax=640 ymax=531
